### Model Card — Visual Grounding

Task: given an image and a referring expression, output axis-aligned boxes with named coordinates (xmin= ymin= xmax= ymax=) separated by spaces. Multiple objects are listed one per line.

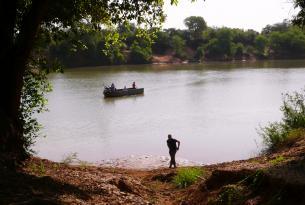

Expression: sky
xmin=163 ymin=0 xmax=298 ymax=32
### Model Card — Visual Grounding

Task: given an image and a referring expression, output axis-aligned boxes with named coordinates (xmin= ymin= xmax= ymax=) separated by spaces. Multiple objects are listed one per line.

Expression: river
xmin=35 ymin=60 xmax=305 ymax=164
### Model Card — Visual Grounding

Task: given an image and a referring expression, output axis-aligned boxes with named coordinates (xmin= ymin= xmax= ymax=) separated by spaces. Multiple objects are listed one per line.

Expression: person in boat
xmin=132 ymin=81 xmax=136 ymax=89
xmin=167 ymin=134 xmax=180 ymax=168
xmin=110 ymin=83 xmax=116 ymax=91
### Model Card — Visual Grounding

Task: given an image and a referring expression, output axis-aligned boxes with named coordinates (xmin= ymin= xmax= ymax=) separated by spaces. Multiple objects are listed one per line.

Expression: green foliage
xmin=29 ymin=161 xmax=46 ymax=176
xmin=130 ymin=41 xmax=152 ymax=64
xmin=269 ymin=27 xmax=305 ymax=58
xmin=270 ymin=156 xmax=285 ymax=165
xmin=293 ymin=0 xmax=305 ymax=26
xmin=254 ymin=35 xmax=268 ymax=57
xmin=184 ymin=16 xmax=207 ymax=39
xmin=262 ymin=21 xmax=291 ymax=35
xmin=204 ymin=28 xmax=235 ymax=60
xmin=171 ymin=35 xmax=187 ymax=59
xmin=152 ymin=31 xmax=171 ymax=54
xmin=195 ymin=46 xmax=205 ymax=61
xmin=61 ymin=152 xmax=90 ymax=167
xmin=129 ymin=28 xmax=155 ymax=64
xmin=249 ymin=170 xmax=265 ymax=192
xmin=259 ymin=89 xmax=305 ymax=150
xmin=234 ymin=43 xmax=244 ymax=59
xmin=20 ymin=69 xmax=52 ymax=155
xmin=47 ymin=19 xmax=305 ymax=66
xmin=215 ymin=184 xmax=245 ymax=205
xmin=103 ymin=30 xmax=127 ymax=64
xmin=61 ymin=152 xmax=79 ymax=165
xmin=173 ymin=167 xmax=204 ymax=188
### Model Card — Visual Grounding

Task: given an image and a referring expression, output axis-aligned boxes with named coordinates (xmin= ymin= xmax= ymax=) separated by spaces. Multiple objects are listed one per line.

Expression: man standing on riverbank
xmin=167 ymin=134 xmax=180 ymax=168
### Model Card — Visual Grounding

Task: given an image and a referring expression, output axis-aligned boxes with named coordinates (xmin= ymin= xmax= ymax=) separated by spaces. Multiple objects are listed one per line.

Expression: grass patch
xmin=216 ymin=184 xmax=245 ymax=205
xmin=172 ymin=167 xmax=204 ymax=188
xmin=29 ymin=161 xmax=46 ymax=176
xmin=270 ymin=156 xmax=285 ymax=165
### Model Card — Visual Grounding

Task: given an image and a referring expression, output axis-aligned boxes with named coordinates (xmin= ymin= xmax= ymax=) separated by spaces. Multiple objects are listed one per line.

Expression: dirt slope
xmin=1 ymin=137 xmax=305 ymax=205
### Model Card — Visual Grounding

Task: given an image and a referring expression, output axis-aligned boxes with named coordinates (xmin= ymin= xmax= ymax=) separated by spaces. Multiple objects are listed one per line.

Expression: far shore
xmin=61 ymin=58 xmax=305 ymax=70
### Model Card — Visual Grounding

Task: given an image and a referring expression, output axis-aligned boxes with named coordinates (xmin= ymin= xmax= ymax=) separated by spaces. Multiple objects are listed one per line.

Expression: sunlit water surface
xmin=35 ymin=60 xmax=305 ymax=164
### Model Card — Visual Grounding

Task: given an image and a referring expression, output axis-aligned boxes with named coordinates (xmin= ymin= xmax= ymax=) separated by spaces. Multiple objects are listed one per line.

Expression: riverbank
xmin=1 ymin=136 xmax=305 ymax=205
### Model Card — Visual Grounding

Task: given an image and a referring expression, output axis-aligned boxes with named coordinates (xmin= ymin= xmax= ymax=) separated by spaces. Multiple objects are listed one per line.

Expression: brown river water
xmin=35 ymin=60 xmax=305 ymax=166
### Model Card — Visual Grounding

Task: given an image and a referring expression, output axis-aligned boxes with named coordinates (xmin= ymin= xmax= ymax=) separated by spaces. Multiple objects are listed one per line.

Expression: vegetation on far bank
xmin=47 ymin=18 xmax=305 ymax=67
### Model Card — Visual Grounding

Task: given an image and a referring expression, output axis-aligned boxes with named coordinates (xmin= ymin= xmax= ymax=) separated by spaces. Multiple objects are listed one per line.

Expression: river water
xmin=35 ymin=60 xmax=305 ymax=164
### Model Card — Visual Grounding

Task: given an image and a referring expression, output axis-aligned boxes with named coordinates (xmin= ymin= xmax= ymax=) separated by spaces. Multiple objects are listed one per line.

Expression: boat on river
xmin=103 ymin=87 xmax=144 ymax=98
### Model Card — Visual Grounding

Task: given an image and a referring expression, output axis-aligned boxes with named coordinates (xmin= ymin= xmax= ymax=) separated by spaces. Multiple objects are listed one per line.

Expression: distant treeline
xmin=47 ymin=17 xmax=305 ymax=67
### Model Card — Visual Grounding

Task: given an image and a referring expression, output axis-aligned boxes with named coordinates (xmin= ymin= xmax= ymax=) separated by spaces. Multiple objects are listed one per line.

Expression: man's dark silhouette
xmin=167 ymin=134 xmax=180 ymax=168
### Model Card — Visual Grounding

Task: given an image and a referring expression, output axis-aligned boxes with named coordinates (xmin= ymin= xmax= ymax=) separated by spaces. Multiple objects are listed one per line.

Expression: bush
xmin=259 ymin=89 xmax=305 ymax=150
xmin=21 ymin=69 xmax=52 ymax=155
xmin=173 ymin=167 xmax=203 ymax=188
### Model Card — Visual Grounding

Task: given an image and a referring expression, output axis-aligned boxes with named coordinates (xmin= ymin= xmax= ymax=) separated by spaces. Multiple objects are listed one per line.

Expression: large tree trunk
xmin=0 ymin=0 xmax=48 ymax=169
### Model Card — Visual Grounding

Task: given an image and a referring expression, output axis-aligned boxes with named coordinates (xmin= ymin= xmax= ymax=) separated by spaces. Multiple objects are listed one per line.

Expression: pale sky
xmin=163 ymin=0 xmax=298 ymax=32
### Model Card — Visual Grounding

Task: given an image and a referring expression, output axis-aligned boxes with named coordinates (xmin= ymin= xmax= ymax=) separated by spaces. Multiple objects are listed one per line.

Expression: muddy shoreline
xmin=2 ymin=137 xmax=305 ymax=204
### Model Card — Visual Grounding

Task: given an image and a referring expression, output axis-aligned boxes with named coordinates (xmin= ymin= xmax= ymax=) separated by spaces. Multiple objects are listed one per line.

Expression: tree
xmin=129 ymin=27 xmax=154 ymax=64
xmin=205 ymin=28 xmax=234 ymax=60
xmin=254 ymin=35 xmax=268 ymax=58
xmin=292 ymin=0 xmax=305 ymax=27
xmin=262 ymin=21 xmax=291 ymax=35
xmin=194 ymin=46 xmax=205 ymax=61
xmin=234 ymin=43 xmax=244 ymax=59
xmin=130 ymin=41 xmax=152 ymax=64
xmin=0 ymin=0 xmax=168 ymax=168
xmin=232 ymin=29 xmax=258 ymax=47
xmin=184 ymin=16 xmax=207 ymax=49
xmin=268 ymin=26 xmax=305 ymax=58
xmin=152 ymin=31 xmax=171 ymax=55
xmin=184 ymin=16 xmax=207 ymax=39
xmin=171 ymin=35 xmax=187 ymax=59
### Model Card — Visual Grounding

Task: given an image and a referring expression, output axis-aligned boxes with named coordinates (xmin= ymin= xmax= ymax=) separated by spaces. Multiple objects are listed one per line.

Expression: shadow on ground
xmin=0 ymin=167 xmax=91 ymax=205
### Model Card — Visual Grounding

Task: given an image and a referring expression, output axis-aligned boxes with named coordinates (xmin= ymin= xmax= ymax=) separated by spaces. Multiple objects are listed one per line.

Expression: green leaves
xmin=20 ymin=69 xmax=52 ymax=154
xmin=259 ymin=88 xmax=305 ymax=151
xmin=173 ymin=167 xmax=204 ymax=188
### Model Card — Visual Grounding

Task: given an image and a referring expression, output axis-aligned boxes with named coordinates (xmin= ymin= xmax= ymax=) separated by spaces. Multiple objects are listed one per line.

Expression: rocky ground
xmin=1 ymin=137 xmax=305 ymax=205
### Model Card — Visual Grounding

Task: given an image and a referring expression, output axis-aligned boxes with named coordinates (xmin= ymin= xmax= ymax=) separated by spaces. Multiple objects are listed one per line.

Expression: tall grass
xmin=259 ymin=89 xmax=305 ymax=150
xmin=173 ymin=167 xmax=204 ymax=188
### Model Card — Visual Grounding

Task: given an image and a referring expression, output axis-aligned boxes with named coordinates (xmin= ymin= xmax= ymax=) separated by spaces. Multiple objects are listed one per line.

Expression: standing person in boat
xmin=132 ymin=81 xmax=136 ymax=89
xmin=110 ymin=83 xmax=115 ymax=91
xmin=167 ymin=134 xmax=180 ymax=168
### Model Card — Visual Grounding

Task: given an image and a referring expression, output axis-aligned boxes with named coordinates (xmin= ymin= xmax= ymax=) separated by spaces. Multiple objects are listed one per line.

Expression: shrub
xmin=173 ymin=167 xmax=203 ymax=188
xmin=259 ymin=89 xmax=305 ymax=150
xmin=21 ymin=69 xmax=52 ymax=156
xmin=258 ymin=122 xmax=287 ymax=150
xmin=61 ymin=152 xmax=78 ymax=165
xmin=216 ymin=184 xmax=245 ymax=205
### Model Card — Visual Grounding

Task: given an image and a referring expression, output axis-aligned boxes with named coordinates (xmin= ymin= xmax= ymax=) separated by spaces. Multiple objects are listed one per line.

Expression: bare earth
xmin=1 ymin=137 xmax=305 ymax=205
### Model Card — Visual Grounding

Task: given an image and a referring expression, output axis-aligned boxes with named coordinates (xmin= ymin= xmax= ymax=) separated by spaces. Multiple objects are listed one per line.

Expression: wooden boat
xmin=103 ymin=87 xmax=144 ymax=98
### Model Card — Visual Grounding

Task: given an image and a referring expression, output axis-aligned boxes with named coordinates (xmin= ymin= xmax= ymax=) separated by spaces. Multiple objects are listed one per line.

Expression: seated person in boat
xmin=132 ymin=81 xmax=136 ymax=89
